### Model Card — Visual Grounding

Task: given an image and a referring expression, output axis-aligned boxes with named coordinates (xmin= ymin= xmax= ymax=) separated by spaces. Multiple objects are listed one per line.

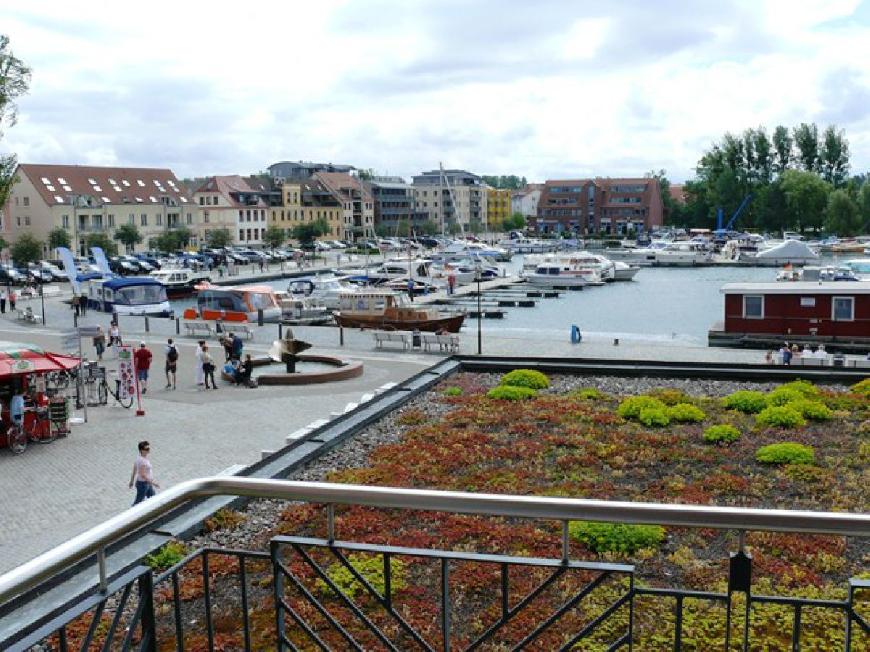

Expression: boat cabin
xmin=85 ymin=277 xmax=171 ymax=316
xmin=714 ymin=282 xmax=870 ymax=344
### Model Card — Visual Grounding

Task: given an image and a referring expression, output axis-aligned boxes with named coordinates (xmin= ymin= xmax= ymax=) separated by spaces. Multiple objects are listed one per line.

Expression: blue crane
xmin=715 ymin=194 xmax=752 ymax=232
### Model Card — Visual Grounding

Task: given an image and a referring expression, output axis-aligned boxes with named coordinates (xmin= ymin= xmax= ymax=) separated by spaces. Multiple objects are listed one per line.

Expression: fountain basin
xmin=221 ymin=355 xmax=363 ymax=385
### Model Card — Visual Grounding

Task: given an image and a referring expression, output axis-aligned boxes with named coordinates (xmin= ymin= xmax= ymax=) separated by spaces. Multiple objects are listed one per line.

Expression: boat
xmin=747 ymin=240 xmax=819 ymax=266
xmin=439 ymin=241 xmax=511 ymax=262
xmin=287 ymin=275 xmax=361 ymax=310
xmin=84 ymin=276 xmax=172 ymax=317
xmin=332 ymin=290 xmax=466 ymax=332
xmin=604 ymin=241 xmax=668 ymax=266
xmin=183 ymin=283 xmax=282 ymax=323
xmin=149 ymin=268 xmax=211 ymax=299
xmin=776 ymin=266 xmax=860 ymax=282
xmin=654 ymin=242 xmax=712 ymax=266
xmin=612 ymin=261 xmax=641 ymax=281
xmin=525 ymin=262 xmax=600 ymax=287
xmin=840 ymin=259 xmax=870 ymax=280
xmin=524 ymin=252 xmax=614 ymax=281
xmin=273 ymin=292 xmax=334 ymax=325
xmin=496 ymin=237 xmax=560 ymax=254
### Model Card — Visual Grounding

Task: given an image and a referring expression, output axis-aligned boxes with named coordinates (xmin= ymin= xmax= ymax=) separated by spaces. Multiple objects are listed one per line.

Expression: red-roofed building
xmin=312 ymin=172 xmax=375 ymax=239
xmin=534 ymin=177 xmax=663 ymax=235
xmin=192 ymin=175 xmax=271 ymax=246
xmin=3 ymin=163 xmax=199 ymax=256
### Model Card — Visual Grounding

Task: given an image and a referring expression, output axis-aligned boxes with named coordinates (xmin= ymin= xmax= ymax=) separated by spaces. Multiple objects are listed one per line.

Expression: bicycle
xmin=5 ymin=406 xmax=63 ymax=454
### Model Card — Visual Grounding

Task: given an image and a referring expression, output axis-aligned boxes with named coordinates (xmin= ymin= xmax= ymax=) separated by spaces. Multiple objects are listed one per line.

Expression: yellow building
xmin=269 ymin=179 xmax=345 ymax=241
xmin=486 ymin=187 xmax=512 ymax=230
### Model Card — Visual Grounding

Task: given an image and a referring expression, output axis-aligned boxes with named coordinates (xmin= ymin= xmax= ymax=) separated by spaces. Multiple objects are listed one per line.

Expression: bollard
xmin=216 ymin=320 xmax=223 ymax=334
xmin=613 ymin=338 xmax=619 ymax=346
xmin=278 ymin=322 xmax=283 ymax=339
xmin=258 ymin=308 xmax=264 ymax=327
xmin=175 ymin=317 xmax=180 ymax=335
xmin=340 ymin=325 xmax=344 ymax=346
xmin=144 ymin=317 xmax=149 ymax=332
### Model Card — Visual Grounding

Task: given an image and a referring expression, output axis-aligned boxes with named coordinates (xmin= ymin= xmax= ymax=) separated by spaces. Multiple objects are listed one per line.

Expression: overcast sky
xmin=3 ymin=0 xmax=870 ymax=182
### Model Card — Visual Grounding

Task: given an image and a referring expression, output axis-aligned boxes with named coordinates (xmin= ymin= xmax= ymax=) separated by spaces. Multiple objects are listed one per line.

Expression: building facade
xmin=511 ymin=184 xmax=543 ymax=219
xmin=369 ymin=177 xmax=429 ymax=235
xmin=486 ymin=187 xmax=512 ymax=230
xmin=269 ymin=179 xmax=345 ymax=242
xmin=313 ymin=172 xmax=375 ymax=240
xmin=267 ymin=161 xmax=354 ymax=182
xmin=3 ymin=163 xmax=199 ymax=256
xmin=535 ymin=177 xmax=664 ymax=235
xmin=192 ymin=176 xmax=271 ymax=246
xmin=411 ymin=169 xmax=487 ymax=233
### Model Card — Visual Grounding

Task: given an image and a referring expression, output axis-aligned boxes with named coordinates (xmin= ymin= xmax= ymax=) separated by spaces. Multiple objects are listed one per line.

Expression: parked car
xmin=26 ymin=268 xmax=53 ymax=284
xmin=109 ymin=257 xmax=139 ymax=275
xmin=0 ymin=266 xmax=26 ymax=285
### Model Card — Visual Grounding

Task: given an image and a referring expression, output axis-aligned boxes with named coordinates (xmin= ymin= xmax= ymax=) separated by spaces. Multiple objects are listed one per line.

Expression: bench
xmin=184 ymin=321 xmax=214 ymax=337
xmin=16 ymin=309 xmax=40 ymax=323
xmin=234 ymin=324 xmax=254 ymax=339
xmin=421 ymin=333 xmax=460 ymax=353
xmin=373 ymin=331 xmax=411 ymax=351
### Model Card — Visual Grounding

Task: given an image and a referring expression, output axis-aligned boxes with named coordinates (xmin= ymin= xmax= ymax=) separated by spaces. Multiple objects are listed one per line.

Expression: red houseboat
xmin=708 ymin=282 xmax=870 ymax=351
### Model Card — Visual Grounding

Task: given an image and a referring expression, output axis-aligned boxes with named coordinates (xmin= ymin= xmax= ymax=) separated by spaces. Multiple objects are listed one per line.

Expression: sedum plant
xmin=570 ymin=521 xmax=666 ymax=555
xmin=755 ymin=405 xmax=806 ymax=428
xmin=500 ymin=369 xmax=550 ymax=390
xmin=703 ymin=424 xmax=741 ymax=444
xmin=487 ymin=385 xmax=537 ymax=400
xmin=756 ymin=442 xmax=815 ymax=465
xmin=722 ymin=390 xmax=767 ymax=414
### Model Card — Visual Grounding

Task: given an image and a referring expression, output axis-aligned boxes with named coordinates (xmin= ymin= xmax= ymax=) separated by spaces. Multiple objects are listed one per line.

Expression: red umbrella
xmin=0 ymin=341 xmax=81 ymax=377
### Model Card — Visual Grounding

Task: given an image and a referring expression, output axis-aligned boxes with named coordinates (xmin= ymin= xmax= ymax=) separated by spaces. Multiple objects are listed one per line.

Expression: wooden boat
xmin=333 ymin=291 xmax=465 ymax=332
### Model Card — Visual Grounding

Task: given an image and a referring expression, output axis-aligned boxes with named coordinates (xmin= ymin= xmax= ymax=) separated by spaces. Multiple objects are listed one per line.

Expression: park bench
xmin=16 ymin=308 xmax=40 ymax=324
xmin=234 ymin=323 xmax=254 ymax=339
xmin=421 ymin=333 xmax=460 ymax=353
xmin=373 ymin=331 xmax=410 ymax=351
xmin=184 ymin=320 xmax=214 ymax=338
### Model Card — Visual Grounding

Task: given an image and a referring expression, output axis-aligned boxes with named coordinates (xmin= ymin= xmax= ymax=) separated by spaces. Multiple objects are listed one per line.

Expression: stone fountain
xmin=268 ymin=328 xmax=313 ymax=373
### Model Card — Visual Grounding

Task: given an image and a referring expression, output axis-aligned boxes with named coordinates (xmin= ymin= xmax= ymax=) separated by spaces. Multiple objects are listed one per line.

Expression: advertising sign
xmin=117 ymin=345 xmax=135 ymax=400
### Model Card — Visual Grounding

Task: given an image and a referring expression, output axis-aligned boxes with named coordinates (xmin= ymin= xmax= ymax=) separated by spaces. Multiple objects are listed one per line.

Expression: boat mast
xmin=439 ymin=162 xmax=445 ymax=237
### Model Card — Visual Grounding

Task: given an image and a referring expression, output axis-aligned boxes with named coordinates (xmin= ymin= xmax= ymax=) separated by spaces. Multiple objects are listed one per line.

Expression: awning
xmin=0 ymin=342 xmax=81 ymax=376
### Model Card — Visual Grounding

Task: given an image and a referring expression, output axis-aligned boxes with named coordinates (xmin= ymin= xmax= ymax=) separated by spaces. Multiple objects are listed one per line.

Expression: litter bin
xmin=412 ymin=330 xmax=422 ymax=349
xmin=832 ymin=353 xmax=845 ymax=367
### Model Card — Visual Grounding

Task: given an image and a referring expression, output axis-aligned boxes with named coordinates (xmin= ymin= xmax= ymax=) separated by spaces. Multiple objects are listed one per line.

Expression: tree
xmin=11 ymin=233 xmax=43 ymax=265
xmin=291 ymin=218 xmax=329 ymax=245
xmin=262 ymin=225 xmax=286 ymax=249
xmin=824 ymin=190 xmax=861 ymax=236
xmin=503 ymin=213 xmax=527 ymax=231
xmin=468 ymin=219 xmax=483 ymax=234
xmin=151 ymin=228 xmax=191 ymax=253
xmin=113 ymin=223 xmax=142 ymax=253
xmin=418 ymin=220 xmax=439 ymax=236
xmin=356 ymin=168 xmax=375 ymax=181
xmin=447 ymin=221 xmax=462 ymax=235
xmin=0 ymin=35 xmax=31 ymax=208
xmin=859 ymin=183 xmax=870 ymax=232
xmin=818 ymin=125 xmax=850 ymax=188
xmin=48 ymin=227 xmax=71 ymax=251
xmin=85 ymin=232 xmax=118 ymax=256
xmin=173 ymin=225 xmax=192 ymax=248
xmin=206 ymin=228 xmax=233 ymax=248
xmin=792 ymin=123 xmax=820 ymax=173
xmin=779 ymin=169 xmax=830 ymax=232
xmin=482 ymin=175 xmax=526 ymax=190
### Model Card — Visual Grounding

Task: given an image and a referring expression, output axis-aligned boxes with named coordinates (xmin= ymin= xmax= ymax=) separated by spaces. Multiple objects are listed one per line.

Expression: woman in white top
xmin=195 ymin=340 xmax=205 ymax=386
xmin=129 ymin=440 xmax=159 ymax=505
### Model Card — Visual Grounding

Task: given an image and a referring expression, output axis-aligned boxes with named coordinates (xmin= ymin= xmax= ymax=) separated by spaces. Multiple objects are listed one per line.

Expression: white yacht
xmin=604 ymin=241 xmax=668 ymax=266
xmin=840 ymin=259 xmax=870 ymax=280
xmin=526 ymin=262 xmax=601 ymax=287
xmin=440 ymin=240 xmax=510 ymax=261
xmin=747 ymin=240 xmax=819 ymax=266
xmin=497 ymin=237 xmax=560 ymax=254
xmin=149 ymin=267 xmax=211 ymax=298
xmin=524 ymin=251 xmax=615 ymax=281
xmin=654 ymin=242 xmax=712 ymax=266
xmin=287 ymin=274 xmax=359 ymax=310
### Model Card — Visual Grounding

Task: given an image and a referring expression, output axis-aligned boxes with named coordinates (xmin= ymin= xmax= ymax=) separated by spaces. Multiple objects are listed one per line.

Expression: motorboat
xmin=84 ymin=276 xmax=172 ymax=317
xmin=184 ymin=283 xmax=282 ymax=322
xmin=719 ymin=234 xmax=766 ymax=261
xmin=440 ymin=241 xmax=510 ymax=262
xmin=273 ymin=292 xmax=334 ymax=325
xmin=776 ymin=266 xmax=860 ymax=282
xmin=149 ymin=267 xmax=211 ymax=299
xmin=496 ymin=237 xmax=561 ymax=254
xmin=287 ymin=274 xmax=359 ymax=310
xmin=840 ymin=259 xmax=870 ymax=280
xmin=333 ymin=290 xmax=465 ymax=332
xmin=604 ymin=241 xmax=668 ymax=266
xmin=747 ymin=240 xmax=819 ymax=266
xmin=524 ymin=252 xmax=614 ymax=281
xmin=612 ymin=261 xmax=641 ymax=281
xmin=654 ymin=242 xmax=712 ymax=266
xmin=526 ymin=262 xmax=600 ymax=287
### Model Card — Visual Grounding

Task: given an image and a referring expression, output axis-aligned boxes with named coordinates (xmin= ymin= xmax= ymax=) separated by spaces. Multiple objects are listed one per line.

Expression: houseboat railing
xmin=1 ymin=476 xmax=868 ymax=608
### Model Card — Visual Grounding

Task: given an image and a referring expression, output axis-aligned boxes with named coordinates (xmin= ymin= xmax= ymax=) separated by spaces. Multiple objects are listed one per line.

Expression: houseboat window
xmin=832 ymin=297 xmax=854 ymax=321
xmin=743 ymin=295 xmax=764 ymax=319
xmin=115 ymin=285 xmax=168 ymax=305
xmin=800 ymin=297 xmax=816 ymax=307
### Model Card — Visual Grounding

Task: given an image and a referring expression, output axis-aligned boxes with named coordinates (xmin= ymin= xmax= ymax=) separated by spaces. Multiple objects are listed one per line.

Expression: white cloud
xmin=2 ymin=0 xmax=869 ymax=182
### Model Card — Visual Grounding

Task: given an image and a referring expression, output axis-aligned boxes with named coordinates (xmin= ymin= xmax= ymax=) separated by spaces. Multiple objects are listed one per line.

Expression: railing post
xmin=327 ymin=504 xmax=335 ymax=543
xmin=441 ymin=558 xmax=450 ymax=652
xmin=562 ymin=520 xmax=570 ymax=563
xmin=97 ymin=548 xmax=107 ymax=593
xmin=175 ymin=317 xmax=180 ymax=335
xmin=137 ymin=572 xmax=157 ymax=652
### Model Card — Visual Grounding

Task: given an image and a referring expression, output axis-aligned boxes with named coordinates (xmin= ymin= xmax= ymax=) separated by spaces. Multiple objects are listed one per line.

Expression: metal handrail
xmin=1 ymin=476 xmax=868 ymax=607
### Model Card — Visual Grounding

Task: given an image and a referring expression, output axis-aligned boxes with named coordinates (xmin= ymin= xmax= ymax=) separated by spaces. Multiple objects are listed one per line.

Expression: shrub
xmin=756 ymin=442 xmax=815 ymax=465
xmin=788 ymin=399 xmax=833 ymax=422
xmin=638 ymin=406 xmax=671 ymax=427
xmin=703 ymin=424 xmax=741 ymax=444
xmin=500 ymin=369 xmax=549 ymax=390
xmin=755 ymin=405 xmax=806 ymax=428
xmin=573 ymin=387 xmax=602 ymax=399
xmin=617 ymin=396 xmax=666 ymax=420
xmin=667 ymin=403 xmax=706 ymax=423
xmin=146 ymin=541 xmax=187 ymax=571
xmin=487 ymin=385 xmax=537 ymax=401
xmin=649 ymin=388 xmax=691 ymax=406
xmin=850 ymin=378 xmax=870 ymax=397
xmin=722 ymin=390 xmax=767 ymax=414
xmin=443 ymin=386 xmax=463 ymax=397
xmin=766 ymin=387 xmax=806 ymax=407
xmin=317 ymin=553 xmax=406 ymax=600
xmin=569 ymin=521 xmax=665 ymax=555
xmin=778 ymin=379 xmax=820 ymax=397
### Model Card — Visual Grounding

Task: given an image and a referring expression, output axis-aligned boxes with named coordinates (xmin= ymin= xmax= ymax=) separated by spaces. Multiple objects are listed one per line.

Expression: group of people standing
xmin=0 ymin=289 xmax=18 ymax=314
xmin=767 ymin=343 xmax=828 ymax=365
xmin=193 ymin=332 xmax=251 ymax=389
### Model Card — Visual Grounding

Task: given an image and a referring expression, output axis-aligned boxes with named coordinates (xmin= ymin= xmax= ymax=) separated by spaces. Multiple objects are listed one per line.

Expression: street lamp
xmin=475 ymin=261 xmax=482 ymax=355
xmin=39 ymin=284 xmax=45 ymax=325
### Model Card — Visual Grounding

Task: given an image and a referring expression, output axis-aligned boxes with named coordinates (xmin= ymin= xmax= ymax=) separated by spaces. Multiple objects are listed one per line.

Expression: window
xmin=199 ymin=197 xmax=204 ymax=205
xmin=22 ymin=196 xmax=29 ymax=207
xmin=800 ymin=297 xmax=815 ymax=307
xmin=186 ymin=212 xmax=192 ymax=225
xmin=204 ymin=211 xmax=210 ymax=223
xmin=156 ymin=215 xmax=163 ymax=226
xmin=108 ymin=215 xmax=115 ymax=227
xmin=128 ymin=214 xmax=135 ymax=225
xmin=832 ymin=296 xmax=854 ymax=321
xmin=743 ymin=295 xmax=764 ymax=319
xmin=239 ymin=229 xmax=245 ymax=241
xmin=62 ymin=215 xmax=70 ymax=228
xmin=141 ymin=214 xmax=148 ymax=226
xmin=24 ymin=216 xmax=30 ymax=226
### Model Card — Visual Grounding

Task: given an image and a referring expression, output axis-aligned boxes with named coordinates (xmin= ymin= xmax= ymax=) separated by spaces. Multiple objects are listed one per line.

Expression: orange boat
xmin=183 ymin=283 xmax=282 ymax=323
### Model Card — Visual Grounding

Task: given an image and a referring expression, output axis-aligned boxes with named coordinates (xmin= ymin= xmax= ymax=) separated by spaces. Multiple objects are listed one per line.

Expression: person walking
xmin=447 ymin=270 xmax=456 ymax=296
xmin=129 ymin=440 xmax=159 ymax=505
xmin=407 ymin=278 xmax=415 ymax=302
xmin=201 ymin=343 xmax=217 ymax=389
xmin=230 ymin=332 xmax=243 ymax=361
xmin=72 ymin=294 xmax=80 ymax=317
xmin=195 ymin=340 xmax=205 ymax=387
xmin=9 ymin=289 xmax=16 ymax=313
xmin=165 ymin=338 xmax=179 ymax=389
xmin=0 ymin=289 xmax=6 ymax=314
xmin=79 ymin=294 xmax=87 ymax=316
xmin=108 ymin=321 xmax=121 ymax=351
xmin=134 ymin=341 xmax=153 ymax=394
xmin=93 ymin=326 xmax=106 ymax=361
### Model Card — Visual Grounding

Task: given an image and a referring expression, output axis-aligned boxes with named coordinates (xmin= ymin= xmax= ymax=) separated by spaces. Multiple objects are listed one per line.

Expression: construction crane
xmin=715 ymin=194 xmax=752 ymax=232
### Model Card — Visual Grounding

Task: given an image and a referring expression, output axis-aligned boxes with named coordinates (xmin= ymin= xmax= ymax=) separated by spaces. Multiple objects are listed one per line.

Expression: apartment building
xmin=411 ymin=169 xmax=487 ymax=232
xmin=267 ymin=161 xmax=354 ymax=182
xmin=535 ymin=177 xmax=663 ymax=235
xmin=369 ymin=176 xmax=429 ymax=234
xmin=192 ymin=175 xmax=271 ymax=246
xmin=269 ymin=178 xmax=344 ymax=241
xmin=486 ymin=187 xmax=512 ymax=230
xmin=313 ymin=172 xmax=375 ymax=240
xmin=3 ymin=163 xmax=198 ymax=256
